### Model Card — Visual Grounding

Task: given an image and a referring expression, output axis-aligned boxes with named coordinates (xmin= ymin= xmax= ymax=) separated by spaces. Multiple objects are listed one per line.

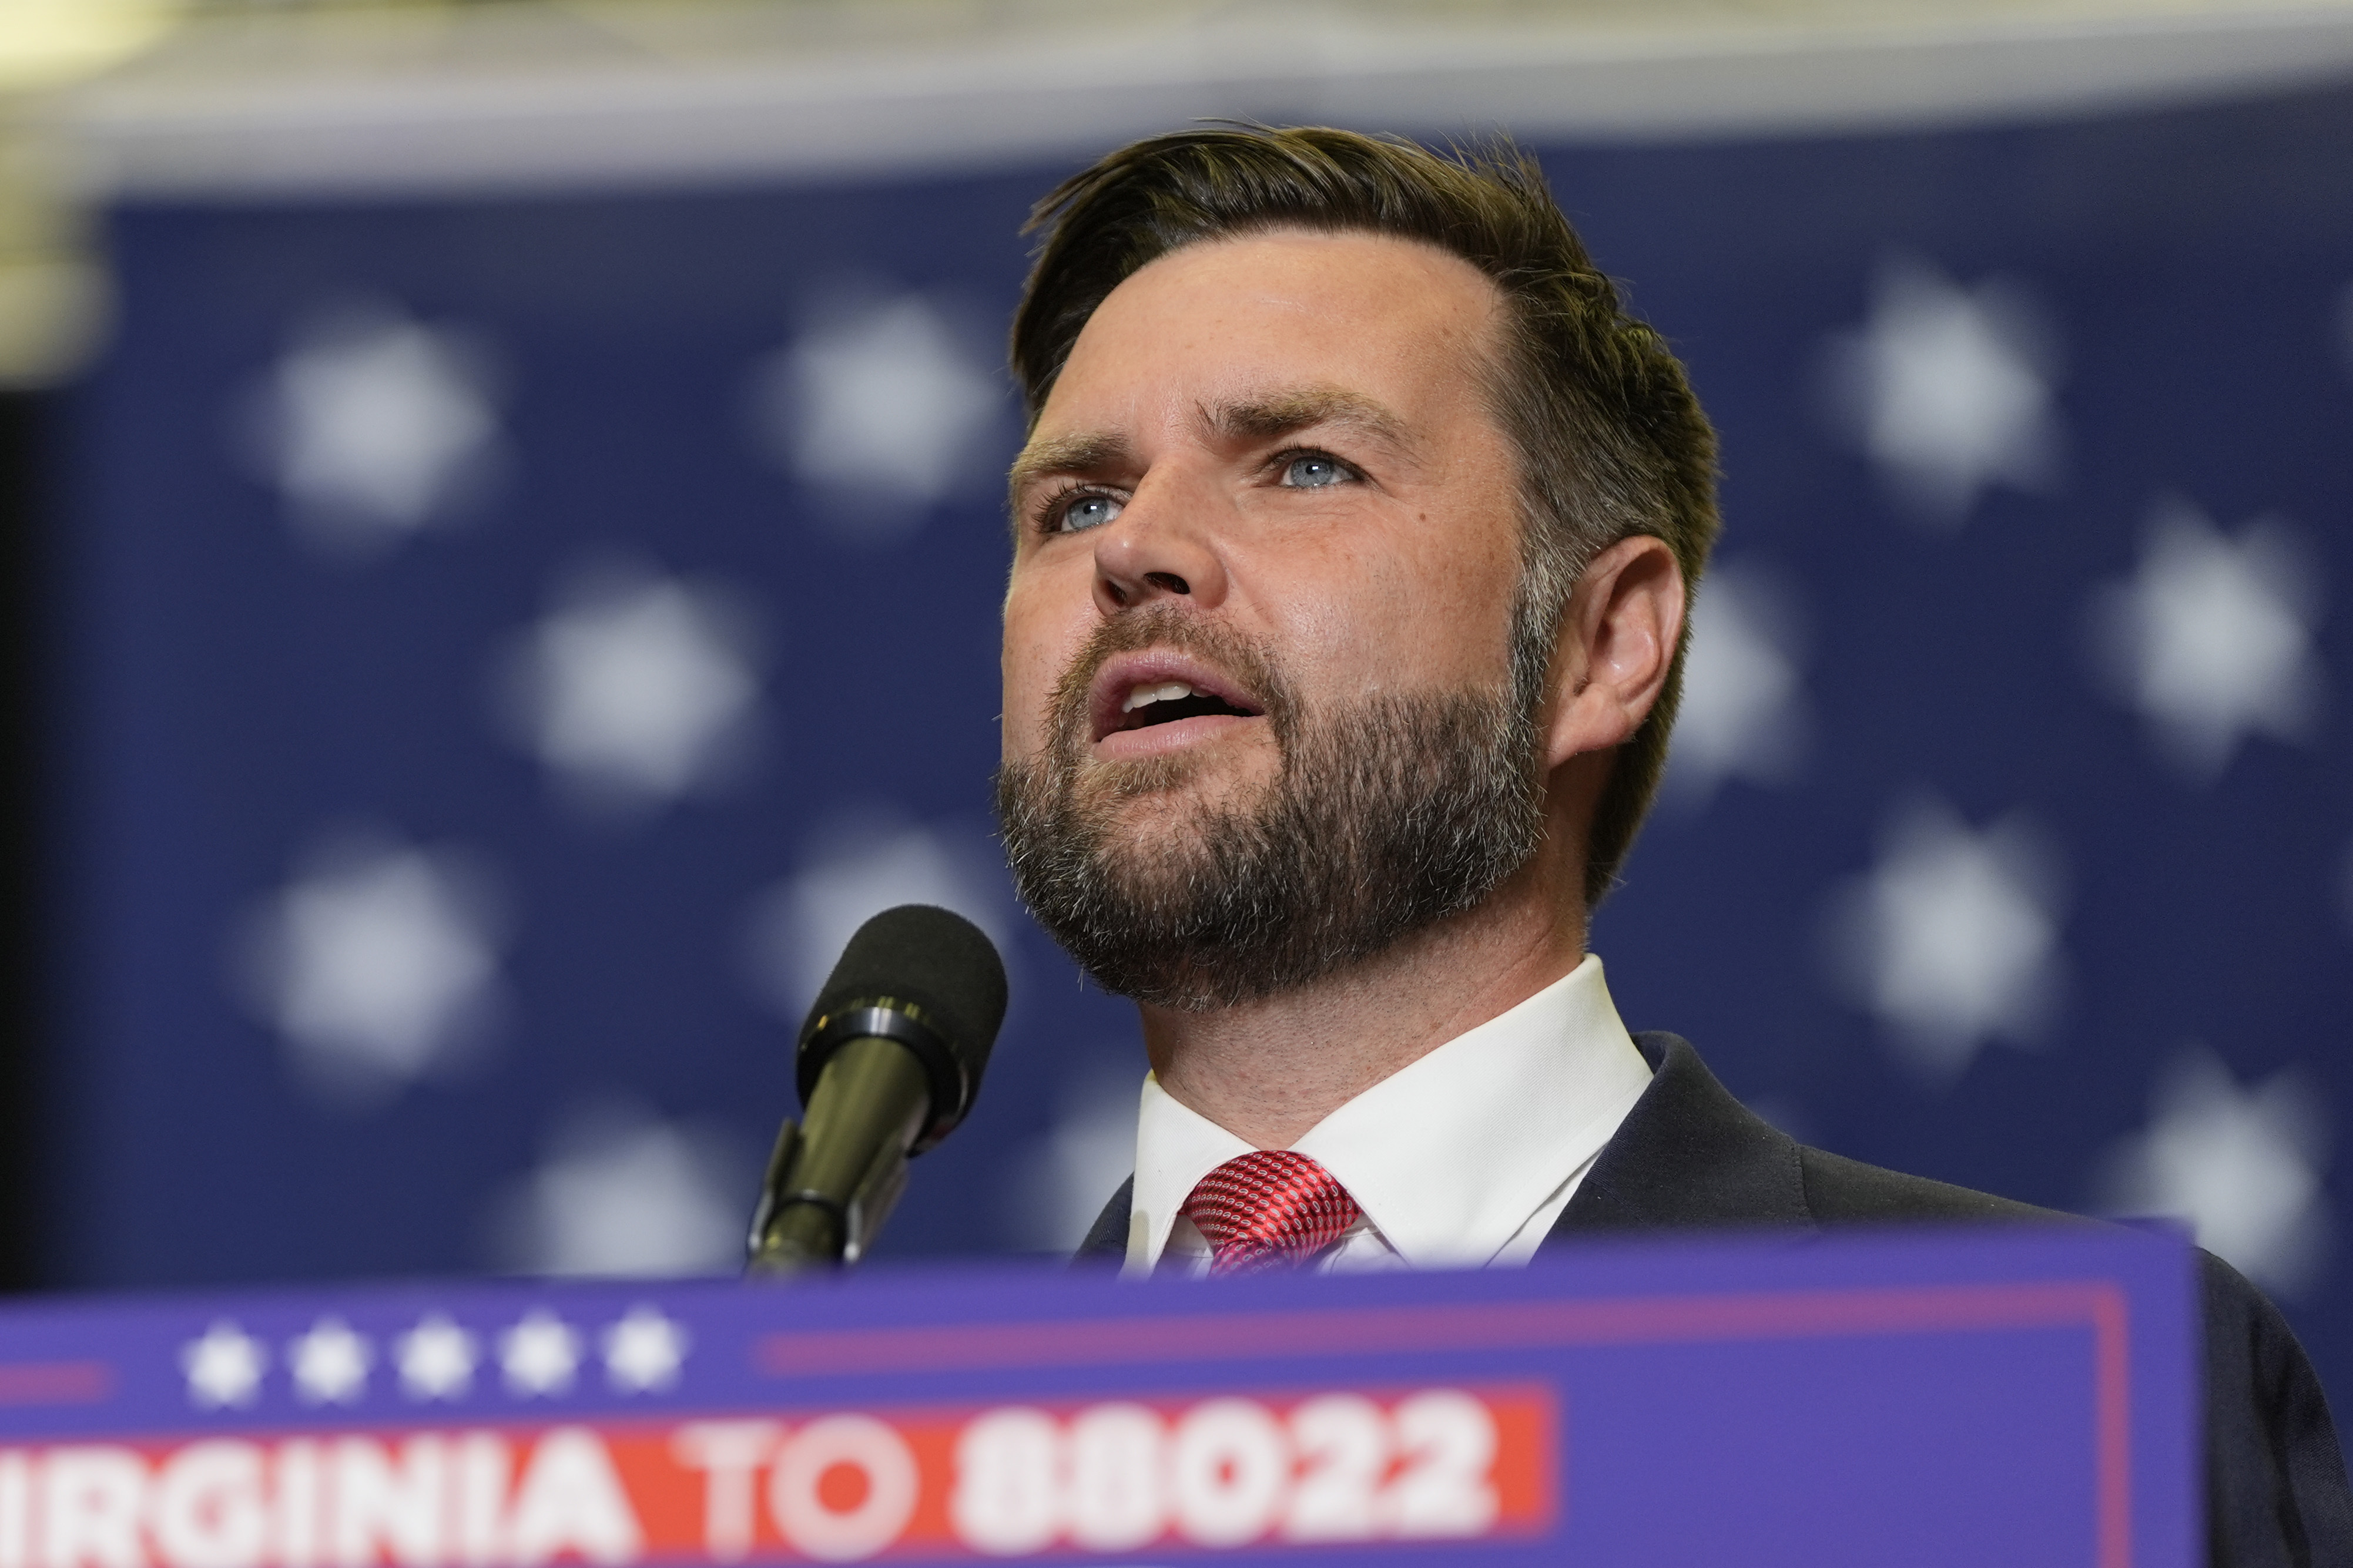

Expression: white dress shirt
xmin=1124 ymin=953 xmax=1654 ymax=1277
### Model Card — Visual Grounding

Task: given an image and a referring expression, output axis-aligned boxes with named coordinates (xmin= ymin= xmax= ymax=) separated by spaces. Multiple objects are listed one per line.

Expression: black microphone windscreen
xmin=797 ymin=905 xmax=1008 ymax=1136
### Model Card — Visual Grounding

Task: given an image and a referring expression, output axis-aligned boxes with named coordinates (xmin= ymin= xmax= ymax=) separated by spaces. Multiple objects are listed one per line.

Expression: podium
xmin=0 ymin=1225 xmax=2196 ymax=1566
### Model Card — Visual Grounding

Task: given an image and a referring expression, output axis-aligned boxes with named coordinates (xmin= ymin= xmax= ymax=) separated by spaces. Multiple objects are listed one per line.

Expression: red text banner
xmin=0 ymin=1386 xmax=1554 ymax=1566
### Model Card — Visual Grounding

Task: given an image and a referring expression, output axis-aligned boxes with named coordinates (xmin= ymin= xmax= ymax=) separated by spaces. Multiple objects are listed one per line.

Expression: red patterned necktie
xmin=1180 ymin=1150 xmax=1361 ymax=1277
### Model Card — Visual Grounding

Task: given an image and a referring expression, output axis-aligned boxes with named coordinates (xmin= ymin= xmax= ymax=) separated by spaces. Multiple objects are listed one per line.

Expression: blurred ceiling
xmin=0 ymin=0 xmax=2347 ymax=384
xmin=28 ymin=0 xmax=2353 ymax=197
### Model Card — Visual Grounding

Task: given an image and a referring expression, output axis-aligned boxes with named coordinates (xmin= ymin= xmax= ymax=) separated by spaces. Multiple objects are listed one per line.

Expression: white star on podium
xmin=181 ymin=1320 xmax=267 ymax=1409
xmin=289 ymin=1317 xmax=372 ymax=1405
xmin=500 ymin=1310 xmax=581 ymax=1396
xmin=602 ymin=1305 xmax=688 ymax=1394
xmin=395 ymin=1313 xmax=477 ymax=1401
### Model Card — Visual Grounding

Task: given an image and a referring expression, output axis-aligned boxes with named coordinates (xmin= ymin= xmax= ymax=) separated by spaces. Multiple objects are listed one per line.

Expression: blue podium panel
xmin=0 ymin=1227 xmax=2195 ymax=1567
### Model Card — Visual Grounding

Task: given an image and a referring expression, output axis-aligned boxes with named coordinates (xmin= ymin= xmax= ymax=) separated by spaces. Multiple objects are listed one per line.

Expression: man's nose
xmin=1091 ymin=478 xmax=1229 ymax=616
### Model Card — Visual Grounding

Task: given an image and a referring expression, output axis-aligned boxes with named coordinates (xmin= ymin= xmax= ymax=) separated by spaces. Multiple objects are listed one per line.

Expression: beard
xmin=996 ymin=606 xmax=1547 ymax=1011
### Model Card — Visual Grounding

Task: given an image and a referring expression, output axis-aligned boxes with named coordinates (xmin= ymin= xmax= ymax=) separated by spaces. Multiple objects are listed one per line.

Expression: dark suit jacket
xmin=1077 ymin=1032 xmax=2353 ymax=1568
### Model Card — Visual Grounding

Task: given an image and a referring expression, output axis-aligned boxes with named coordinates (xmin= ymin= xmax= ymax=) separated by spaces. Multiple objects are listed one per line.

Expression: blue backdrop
xmin=52 ymin=85 xmax=2353 ymax=1398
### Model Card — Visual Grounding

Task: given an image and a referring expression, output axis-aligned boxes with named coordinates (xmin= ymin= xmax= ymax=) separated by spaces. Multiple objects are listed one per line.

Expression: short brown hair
xmin=1010 ymin=125 xmax=1720 ymax=906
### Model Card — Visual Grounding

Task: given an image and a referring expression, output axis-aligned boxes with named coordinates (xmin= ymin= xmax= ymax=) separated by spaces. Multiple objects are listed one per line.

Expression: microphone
xmin=746 ymin=904 xmax=1008 ymax=1277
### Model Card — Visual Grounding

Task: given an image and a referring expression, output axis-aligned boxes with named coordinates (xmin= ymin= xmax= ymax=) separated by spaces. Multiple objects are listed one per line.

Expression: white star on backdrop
xmin=1822 ymin=253 xmax=2062 ymax=528
xmin=181 ymin=1320 xmax=267 ymax=1409
xmin=747 ymin=291 xmax=1008 ymax=542
xmin=245 ymin=300 xmax=503 ymax=558
xmin=394 ymin=1313 xmax=477 ymax=1401
xmin=496 ymin=560 xmax=765 ymax=817
xmin=1003 ymin=1057 xmax=1144 ymax=1254
xmin=602 ymin=1305 xmax=689 ymax=1394
xmin=2087 ymin=499 xmax=2325 ymax=783
xmin=1662 ymin=559 xmax=1810 ymax=808
xmin=2096 ymin=1047 xmax=2332 ymax=1297
xmin=485 ymin=1103 xmax=749 ymax=1278
xmin=1822 ymin=795 xmax=2066 ymax=1084
xmin=742 ymin=811 xmax=1016 ymax=1020
xmin=500 ymin=1311 xmax=581 ymax=1397
xmin=234 ymin=835 xmax=505 ymax=1105
xmin=289 ymin=1317 xmax=371 ymax=1405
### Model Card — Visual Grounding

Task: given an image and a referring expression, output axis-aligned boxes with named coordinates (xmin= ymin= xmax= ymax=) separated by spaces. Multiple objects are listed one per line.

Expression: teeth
xmin=1121 ymin=680 xmax=1195 ymax=714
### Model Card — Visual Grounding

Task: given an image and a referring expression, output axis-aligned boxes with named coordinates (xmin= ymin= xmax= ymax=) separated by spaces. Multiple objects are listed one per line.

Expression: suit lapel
xmin=1544 ymin=1032 xmax=1813 ymax=1243
xmin=1074 ymin=1176 xmax=1134 ymax=1266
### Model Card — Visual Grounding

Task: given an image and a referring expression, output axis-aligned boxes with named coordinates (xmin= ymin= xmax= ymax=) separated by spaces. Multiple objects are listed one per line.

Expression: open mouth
xmin=1085 ymin=651 xmax=1270 ymax=746
xmin=1112 ymin=680 xmax=1260 ymax=732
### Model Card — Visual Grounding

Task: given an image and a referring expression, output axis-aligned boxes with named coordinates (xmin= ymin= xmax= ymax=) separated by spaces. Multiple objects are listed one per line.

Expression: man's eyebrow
xmin=1208 ymin=387 xmax=1417 ymax=455
xmin=1007 ymin=431 xmax=1131 ymax=500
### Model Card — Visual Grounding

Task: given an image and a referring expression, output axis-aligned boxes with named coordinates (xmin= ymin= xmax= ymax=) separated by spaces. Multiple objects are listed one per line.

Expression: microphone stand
xmin=745 ymin=1037 xmax=929 ymax=1277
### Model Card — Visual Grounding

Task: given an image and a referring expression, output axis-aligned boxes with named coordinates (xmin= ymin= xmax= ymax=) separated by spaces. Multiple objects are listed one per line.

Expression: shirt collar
xmin=1128 ymin=1078 xmax=1255 ymax=1276
xmin=1125 ymin=953 xmax=1653 ymax=1272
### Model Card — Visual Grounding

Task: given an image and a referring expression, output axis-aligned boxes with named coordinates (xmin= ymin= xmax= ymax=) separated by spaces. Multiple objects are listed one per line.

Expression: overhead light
xmin=0 ymin=0 xmax=180 ymax=95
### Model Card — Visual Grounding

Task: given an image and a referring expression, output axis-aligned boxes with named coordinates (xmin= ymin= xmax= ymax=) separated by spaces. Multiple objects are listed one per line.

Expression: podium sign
xmin=0 ymin=1226 xmax=2195 ymax=1567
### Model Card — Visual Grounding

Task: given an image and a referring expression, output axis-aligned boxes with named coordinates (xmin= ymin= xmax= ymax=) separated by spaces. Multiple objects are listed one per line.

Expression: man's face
xmin=998 ymin=230 xmax=1543 ymax=1005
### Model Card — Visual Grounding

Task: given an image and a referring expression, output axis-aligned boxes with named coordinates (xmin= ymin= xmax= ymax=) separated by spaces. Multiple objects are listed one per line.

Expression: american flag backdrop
xmin=46 ymin=82 xmax=2353 ymax=1399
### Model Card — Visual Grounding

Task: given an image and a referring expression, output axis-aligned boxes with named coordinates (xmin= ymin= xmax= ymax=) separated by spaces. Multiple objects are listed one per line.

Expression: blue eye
xmin=1054 ymin=493 xmax=1124 ymax=533
xmin=1280 ymin=454 xmax=1350 ymax=488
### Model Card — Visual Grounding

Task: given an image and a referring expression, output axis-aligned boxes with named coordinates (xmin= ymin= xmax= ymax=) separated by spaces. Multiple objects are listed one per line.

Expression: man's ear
xmin=1543 ymin=535 xmax=1687 ymax=772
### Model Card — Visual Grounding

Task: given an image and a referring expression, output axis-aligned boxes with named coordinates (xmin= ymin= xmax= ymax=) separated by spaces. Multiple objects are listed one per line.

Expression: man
xmin=991 ymin=125 xmax=2348 ymax=1559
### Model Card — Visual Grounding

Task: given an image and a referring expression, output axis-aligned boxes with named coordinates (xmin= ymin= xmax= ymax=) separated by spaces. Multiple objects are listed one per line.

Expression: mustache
xmin=1046 ymin=605 xmax=1296 ymax=756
